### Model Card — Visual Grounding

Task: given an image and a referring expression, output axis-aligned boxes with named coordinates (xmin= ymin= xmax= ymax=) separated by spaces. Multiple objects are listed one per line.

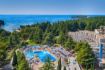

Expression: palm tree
xmin=40 ymin=57 xmax=55 ymax=70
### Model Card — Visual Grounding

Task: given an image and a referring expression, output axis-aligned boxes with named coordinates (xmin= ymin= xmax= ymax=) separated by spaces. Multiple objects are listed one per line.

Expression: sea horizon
xmin=0 ymin=15 xmax=72 ymax=32
xmin=0 ymin=15 xmax=105 ymax=32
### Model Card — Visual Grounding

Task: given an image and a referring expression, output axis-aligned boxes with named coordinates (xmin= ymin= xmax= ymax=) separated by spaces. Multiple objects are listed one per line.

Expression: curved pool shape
xmin=24 ymin=50 xmax=56 ymax=62
xmin=24 ymin=50 xmax=34 ymax=60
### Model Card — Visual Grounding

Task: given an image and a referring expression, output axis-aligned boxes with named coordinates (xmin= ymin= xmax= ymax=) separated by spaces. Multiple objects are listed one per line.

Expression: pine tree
xmin=63 ymin=66 xmax=66 ymax=70
xmin=0 ymin=20 xmax=4 ymax=28
xmin=12 ymin=51 xmax=17 ymax=67
xmin=43 ymin=32 xmax=54 ymax=45
xmin=57 ymin=58 xmax=62 ymax=70
xmin=16 ymin=51 xmax=30 ymax=70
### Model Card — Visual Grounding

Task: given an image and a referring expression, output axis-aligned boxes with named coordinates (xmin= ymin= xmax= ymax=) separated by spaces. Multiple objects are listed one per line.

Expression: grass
xmin=26 ymin=39 xmax=38 ymax=46
xmin=54 ymin=44 xmax=61 ymax=47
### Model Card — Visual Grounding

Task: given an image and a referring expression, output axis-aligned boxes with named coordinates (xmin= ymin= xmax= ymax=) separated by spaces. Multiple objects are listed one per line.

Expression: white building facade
xmin=68 ymin=26 xmax=105 ymax=67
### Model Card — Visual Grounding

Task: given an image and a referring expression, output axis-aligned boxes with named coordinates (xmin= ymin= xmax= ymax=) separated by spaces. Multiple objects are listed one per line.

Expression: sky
xmin=0 ymin=0 xmax=105 ymax=15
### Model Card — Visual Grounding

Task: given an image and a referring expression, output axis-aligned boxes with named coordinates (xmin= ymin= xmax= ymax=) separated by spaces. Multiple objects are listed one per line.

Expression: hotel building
xmin=68 ymin=26 xmax=105 ymax=67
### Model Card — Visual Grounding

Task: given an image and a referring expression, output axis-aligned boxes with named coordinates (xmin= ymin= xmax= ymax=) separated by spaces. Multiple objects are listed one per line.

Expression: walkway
xmin=67 ymin=57 xmax=81 ymax=70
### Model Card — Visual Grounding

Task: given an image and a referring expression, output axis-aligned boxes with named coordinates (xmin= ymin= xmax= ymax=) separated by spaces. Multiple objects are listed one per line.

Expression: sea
xmin=0 ymin=15 xmax=74 ymax=32
xmin=0 ymin=15 xmax=90 ymax=32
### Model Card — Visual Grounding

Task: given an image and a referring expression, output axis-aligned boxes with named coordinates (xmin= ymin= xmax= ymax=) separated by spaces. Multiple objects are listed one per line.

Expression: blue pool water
xmin=24 ymin=50 xmax=56 ymax=62
xmin=24 ymin=50 xmax=34 ymax=59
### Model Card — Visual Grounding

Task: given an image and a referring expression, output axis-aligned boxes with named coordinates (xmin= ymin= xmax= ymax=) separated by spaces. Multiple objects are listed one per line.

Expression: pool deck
xmin=23 ymin=45 xmax=78 ymax=70
xmin=31 ymin=62 xmax=43 ymax=70
xmin=23 ymin=46 xmax=58 ymax=70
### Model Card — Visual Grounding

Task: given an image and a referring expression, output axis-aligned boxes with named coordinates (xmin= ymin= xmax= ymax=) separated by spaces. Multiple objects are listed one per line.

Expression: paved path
xmin=67 ymin=57 xmax=81 ymax=70
xmin=2 ymin=64 xmax=12 ymax=70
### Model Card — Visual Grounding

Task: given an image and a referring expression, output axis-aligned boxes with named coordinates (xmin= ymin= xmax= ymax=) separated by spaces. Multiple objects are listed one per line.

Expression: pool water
xmin=24 ymin=50 xmax=34 ymax=59
xmin=24 ymin=50 xmax=56 ymax=62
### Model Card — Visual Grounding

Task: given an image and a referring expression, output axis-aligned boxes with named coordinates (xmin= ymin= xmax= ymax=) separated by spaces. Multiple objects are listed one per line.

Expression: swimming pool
xmin=24 ymin=50 xmax=56 ymax=62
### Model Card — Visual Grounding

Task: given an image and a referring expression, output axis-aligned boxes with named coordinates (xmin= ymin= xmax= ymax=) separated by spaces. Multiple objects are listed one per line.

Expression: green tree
xmin=43 ymin=32 xmax=54 ymax=45
xmin=85 ymin=23 xmax=96 ymax=31
xmin=17 ymin=59 xmax=30 ymax=70
xmin=63 ymin=66 xmax=66 ymax=70
xmin=40 ymin=57 xmax=55 ymax=70
xmin=74 ymin=42 xmax=84 ymax=52
xmin=0 ymin=20 xmax=4 ymax=28
xmin=8 ymin=32 xmax=20 ymax=49
xmin=79 ymin=22 xmax=86 ymax=30
xmin=0 ymin=42 xmax=7 ymax=66
xmin=30 ymin=27 xmax=43 ymax=44
xmin=16 ymin=51 xmax=30 ymax=70
xmin=76 ymin=42 xmax=95 ymax=68
xmin=57 ymin=32 xmax=67 ymax=45
xmin=57 ymin=58 xmax=62 ymax=70
xmin=64 ymin=37 xmax=75 ymax=50
xmin=70 ymin=22 xmax=79 ymax=31
xmin=12 ymin=51 xmax=17 ymax=67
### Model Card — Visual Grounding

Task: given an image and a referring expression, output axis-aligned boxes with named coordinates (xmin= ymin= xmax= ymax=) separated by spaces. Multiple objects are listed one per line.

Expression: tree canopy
xmin=0 ymin=20 xmax=4 ymax=28
xmin=40 ymin=57 xmax=55 ymax=70
xmin=75 ymin=42 xmax=95 ymax=68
